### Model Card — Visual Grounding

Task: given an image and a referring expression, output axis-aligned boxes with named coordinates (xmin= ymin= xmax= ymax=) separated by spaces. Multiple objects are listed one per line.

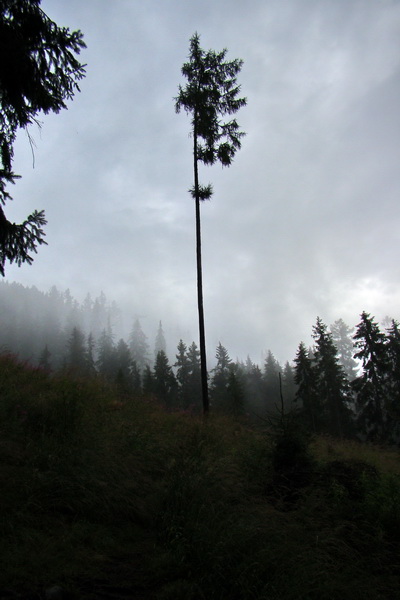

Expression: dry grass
xmin=1 ymin=353 xmax=400 ymax=599
xmin=312 ymin=434 xmax=400 ymax=474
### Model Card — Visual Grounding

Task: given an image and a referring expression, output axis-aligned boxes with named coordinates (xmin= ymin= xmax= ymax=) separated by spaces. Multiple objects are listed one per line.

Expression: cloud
xmin=4 ymin=0 xmax=400 ymax=366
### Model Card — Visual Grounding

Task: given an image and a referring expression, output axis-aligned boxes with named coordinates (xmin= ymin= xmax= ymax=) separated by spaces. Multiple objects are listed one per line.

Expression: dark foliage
xmin=352 ymin=312 xmax=391 ymax=440
xmin=320 ymin=459 xmax=379 ymax=502
xmin=0 ymin=0 xmax=86 ymax=274
xmin=2 ymin=281 xmax=400 ymax=443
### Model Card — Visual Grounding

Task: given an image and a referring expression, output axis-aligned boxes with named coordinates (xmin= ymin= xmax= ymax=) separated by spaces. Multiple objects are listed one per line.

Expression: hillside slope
xmin=1 ymin=354 xmax=400 ymax=599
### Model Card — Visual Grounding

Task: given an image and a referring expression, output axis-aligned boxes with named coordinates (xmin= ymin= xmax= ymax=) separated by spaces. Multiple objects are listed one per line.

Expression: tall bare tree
xmin=175 ymin=33 xmax=246 ymax=415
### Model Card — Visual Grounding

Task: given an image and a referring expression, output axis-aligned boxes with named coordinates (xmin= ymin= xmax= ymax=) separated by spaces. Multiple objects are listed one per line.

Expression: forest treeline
xmin=1 ymin=281 xmax=400 ymax=444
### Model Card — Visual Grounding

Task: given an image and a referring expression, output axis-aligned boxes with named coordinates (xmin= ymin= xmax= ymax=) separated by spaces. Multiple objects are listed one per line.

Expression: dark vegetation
xmin=1 ymin=10 xmax=400 ymax=596
xmin=1 ymin=285 xmax=400 ymax=599
xmin=1 ymin=352 xmax=400 ymax=599
xmin=0 ymin=0 xmax=85 ymax=275
xmin=2 ymin=281 xmax=400 ymax=445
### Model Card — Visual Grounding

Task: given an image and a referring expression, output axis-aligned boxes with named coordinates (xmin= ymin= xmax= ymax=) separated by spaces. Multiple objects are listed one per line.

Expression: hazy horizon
xmin=4 ymin=0 xmax=400 ymax=366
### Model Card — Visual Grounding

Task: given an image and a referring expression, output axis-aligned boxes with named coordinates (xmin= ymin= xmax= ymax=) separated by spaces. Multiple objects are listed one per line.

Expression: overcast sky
xmin=5 ymin=0 xmax=400 ymax=366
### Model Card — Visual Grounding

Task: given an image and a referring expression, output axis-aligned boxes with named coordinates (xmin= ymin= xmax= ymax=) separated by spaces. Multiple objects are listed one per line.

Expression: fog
xmin=4 ymin=0 xmax=400 ymax=365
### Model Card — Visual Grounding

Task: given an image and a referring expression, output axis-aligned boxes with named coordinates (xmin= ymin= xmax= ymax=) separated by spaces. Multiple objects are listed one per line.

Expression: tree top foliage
xmin=0 ymin=0 xmax=86 ymax=275
xmin=175 ymin=32 xmax=246 ymax=176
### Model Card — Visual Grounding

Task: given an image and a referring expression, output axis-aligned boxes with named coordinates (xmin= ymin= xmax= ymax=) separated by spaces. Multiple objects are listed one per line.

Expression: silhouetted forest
xmin=1 ymin=280 xmax=400 ymax=444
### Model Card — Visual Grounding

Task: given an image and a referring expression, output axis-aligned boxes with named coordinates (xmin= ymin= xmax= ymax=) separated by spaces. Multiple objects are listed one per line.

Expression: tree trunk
xmin=193 ymin=120 xmax=209 ymax=415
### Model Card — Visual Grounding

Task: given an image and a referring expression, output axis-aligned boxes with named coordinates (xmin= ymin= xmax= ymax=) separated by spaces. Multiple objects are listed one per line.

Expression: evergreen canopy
xmin=0 ymin=0 xmax=86 ymax=275
xmin=175 ymin=32 xmax=247 ymax=199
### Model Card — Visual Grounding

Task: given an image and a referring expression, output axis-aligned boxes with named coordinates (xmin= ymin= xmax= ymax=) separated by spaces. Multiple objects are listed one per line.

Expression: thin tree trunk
xmin=193 ymin=120 xmax=209 ymax=415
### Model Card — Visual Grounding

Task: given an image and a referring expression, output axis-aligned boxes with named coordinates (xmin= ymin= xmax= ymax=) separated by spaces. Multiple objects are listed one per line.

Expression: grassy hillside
xmin=1 ymin=353 xmax=400 ymax=599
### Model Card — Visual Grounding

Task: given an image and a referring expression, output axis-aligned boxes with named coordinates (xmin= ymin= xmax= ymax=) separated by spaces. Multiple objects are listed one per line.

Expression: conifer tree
xmin=90 ymin=293 xmax=108 ymax=340
xmin=226 ymin=368 xmax=245 ymax=417
xmin=386 ymin=320 xmax=400 ymax=396
xmin=115 ymin=338 xmax=133 ymax=392
xmin=243 ymin=360 xmax=265 ymax=417
xmin=282 ymin=361 xmax=297 ymax=408
xmin=330 ymin=318 xmax=358 ymax=381
xmin=154 ymin=320 xmax=167 ymax=359
xmin=153 ymin=350 xmax=177 ymax=409
xmin=96 ymin=327 xmax=116 ymax=379
xmin=245 ymin=355 xmax=254 ymax=374
xmin=131 ymin=360 xmax=142 ymax=395
xmin=294 ymin=342 xmax=319 ymax=433
xmin=86 ymin=333 xmax=96 ymax=376
xmin=264 ymin=350 xmax=281 ymax=411
xmin=66 ymin=326 xmax=87 ymax=375
xmin=82 ymin=294 xmax=94 ymax=331
xmin=210 ymin=342 xmax=232 ymax=412
xmin=0 ymin=0 xmax=86 ymax=275
xmin=186 ymin=341 xmax=202 ymax=410
xmin=312 ymin=317 xmax=351 ymax=437
xmin=142 ymin=365 xmax=154 ymax=398
xmin=385 ymin=319 xmax=400 ymax=440
xmin=353 ymin=312 xmax=389 ymax=440
xmin=176 ymin=33 xmax=246 ymax=415
xmin=42 ymin=286 xmax=63 ymax=364
xmin=129 ymin=319 xmax=149 ymax=373
xmin=174 ymin=339 xmax=191 ymax=408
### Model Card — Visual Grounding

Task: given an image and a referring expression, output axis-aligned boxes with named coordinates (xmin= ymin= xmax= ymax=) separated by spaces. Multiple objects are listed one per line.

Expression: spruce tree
xmin=243 ymin=361 xmax=265 ymax=417
xmin=129 ymin=319 xmax=149 ymax=373
xmin=312 ymin=317 xmax=351 ymax=437
xmin=0 ymin=0 xmax=86 ymax=275
xmin=282 ymin=361 xmax=297 ymax=408
xmin=186 ymin=341 xmax=202 ymax=410
xmin=176 ymin=33 xmax=246 ymax=415
xmin=294 ymin=342 xmax=319 ymax=434
xmin=153 ymin=350 xmax=177 ymax=409
xmin=66 ymin=326 xmax=87 ymax=375
xmin=264 ymin=350 xmax=281 ymax=411
xmin=142 ymin=365 xmax=154 ymax=398
xmin=86 ymin=333 xmax=96 ymax=376
xmin=385 ymin=320 xmax=400 ymax=440
xmin=210 ymin=342 xmax=232 ymax=412
xmin=353 ymin=312 xmax=389 ymax=440
xmin=386 ymin=320 xmax=400 ymax=394
xmin=226 ymin=367 xmax=245 ymax=417
xmin=114 ymin=338 xmax=133 ymax=392
xmin=82 ymin=294 xmax=94 ymax=331
xmin=90 ymin=293 xmax=108 ymax=340
xmin=96 ymin=327 xmax=116 ymax=380
xmin=330 ymin=318 xmax=358 ymax=381
xmin=131 ymin=360 xmax=142 ymax=395
xmin=174 ymin=339 xmax=191 ymax=408
xmin=154 ymin=320 xmax=167 ymax=359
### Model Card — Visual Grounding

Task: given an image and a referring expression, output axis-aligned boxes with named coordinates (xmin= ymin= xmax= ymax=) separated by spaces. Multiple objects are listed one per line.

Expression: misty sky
xmin=5 ymin=0 xmax=400 ymax=365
